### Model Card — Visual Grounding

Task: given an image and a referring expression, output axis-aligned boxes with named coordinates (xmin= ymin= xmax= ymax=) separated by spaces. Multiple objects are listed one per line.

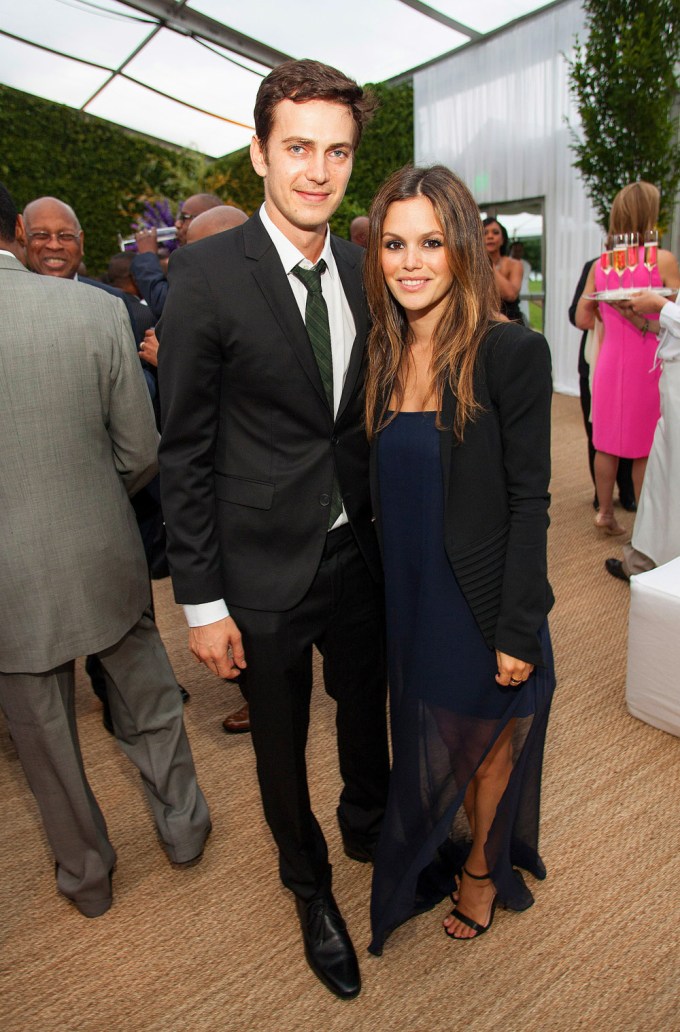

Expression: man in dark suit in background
xmin=131 ymin=192 xmax=224 ymax=319
xmin=158 ymin=60 xmax=389 ymax=1000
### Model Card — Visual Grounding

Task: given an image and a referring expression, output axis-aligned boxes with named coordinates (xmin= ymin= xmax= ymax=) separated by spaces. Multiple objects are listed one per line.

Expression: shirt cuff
xmin=183 ymin=600 xmax=230 ymax=626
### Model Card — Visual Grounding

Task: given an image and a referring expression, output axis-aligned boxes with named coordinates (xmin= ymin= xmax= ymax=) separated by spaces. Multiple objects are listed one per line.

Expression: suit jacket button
xmin=320 ymin=493 xmax=330 ymax=506
xmin=331 ymin=435 xmax=338 ymax=445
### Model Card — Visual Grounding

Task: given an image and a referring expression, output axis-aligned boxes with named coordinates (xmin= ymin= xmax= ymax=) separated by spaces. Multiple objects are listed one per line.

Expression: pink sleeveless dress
xmin=592 ymin=247 xmax=662 ymax=458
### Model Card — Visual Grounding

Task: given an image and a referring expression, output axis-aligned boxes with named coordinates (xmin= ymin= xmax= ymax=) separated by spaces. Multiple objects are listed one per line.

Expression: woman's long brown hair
xmin=608 ymin=180 xmax=660 ymax=237
xmin=364 ymin=165 xmax=498 ymax=441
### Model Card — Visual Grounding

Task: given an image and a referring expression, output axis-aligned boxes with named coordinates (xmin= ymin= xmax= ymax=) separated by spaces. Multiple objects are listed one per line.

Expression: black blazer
xmin=157 ymin=213 xmax=381 ymax=611
xmin=370 ymin=321 xmax=554 ymax=667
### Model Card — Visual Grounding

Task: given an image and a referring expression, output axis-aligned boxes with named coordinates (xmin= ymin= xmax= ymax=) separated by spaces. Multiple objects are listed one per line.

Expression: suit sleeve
xmin=568 ymin=260 xmax=594 ymax=328
xmin=107 ymin=298 xmax=159 ymax=497
xmin=156 ymin=247 xmax=224 ymax=605
xmin=487 ymin=328 xmax=553 ymax=664
xmin=131 ymin=253 xmax=169 ymax=320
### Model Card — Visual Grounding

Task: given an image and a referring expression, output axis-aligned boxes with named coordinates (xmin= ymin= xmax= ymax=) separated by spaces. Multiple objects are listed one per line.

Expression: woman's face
xmin=381 ymin=196 xmax=453 ymax=323
xmin=484 ymin=220 xmax=503 ymax=255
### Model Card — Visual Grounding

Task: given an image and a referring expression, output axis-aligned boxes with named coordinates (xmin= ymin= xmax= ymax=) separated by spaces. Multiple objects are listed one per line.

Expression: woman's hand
xmin=609 ymin=297 xmax=660 ymax=334
xmin=495 ymin=651 xmax=534 ymax=688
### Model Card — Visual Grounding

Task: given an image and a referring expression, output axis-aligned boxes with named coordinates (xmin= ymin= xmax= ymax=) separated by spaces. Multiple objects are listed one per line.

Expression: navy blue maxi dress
xmin=369 ymin=411 xmax=555 ymax=955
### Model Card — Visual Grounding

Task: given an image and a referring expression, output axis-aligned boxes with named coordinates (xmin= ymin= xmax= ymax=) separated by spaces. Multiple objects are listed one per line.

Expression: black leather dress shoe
xmin=605 ymin=558 xmax=630 ymax=583
xmin=295 ymin=893 xmax=361 ymax=1000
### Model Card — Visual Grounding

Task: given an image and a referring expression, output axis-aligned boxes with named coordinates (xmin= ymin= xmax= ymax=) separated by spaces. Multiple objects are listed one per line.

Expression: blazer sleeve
xmin=486 ymin=327 xmax=553 ymax=664
xmin=156 ymin=245 xmax=225 ymax=605
xmin=131 ymin=253 xmax=169 ymax=321
xmin=107 ymin=298 xmax=159 ymax=497
xmin=568 ymin=260 xmax=594 ymax=328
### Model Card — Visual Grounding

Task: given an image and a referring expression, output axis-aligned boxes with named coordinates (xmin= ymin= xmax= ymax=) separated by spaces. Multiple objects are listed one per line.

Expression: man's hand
xmin=135 ymin=227 xmax=158 ymax=255
xmin=627 ymin=289 xmax=670 ymax=316
xmin=189 ymin=616 xmax=246 ymax=679
xmin=138 ymin=328 xmax=159 ymax=367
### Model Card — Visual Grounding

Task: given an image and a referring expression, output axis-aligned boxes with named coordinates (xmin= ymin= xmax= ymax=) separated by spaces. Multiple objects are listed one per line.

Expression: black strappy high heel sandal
xmin=445 ymin=867 xmax=498 ymax=940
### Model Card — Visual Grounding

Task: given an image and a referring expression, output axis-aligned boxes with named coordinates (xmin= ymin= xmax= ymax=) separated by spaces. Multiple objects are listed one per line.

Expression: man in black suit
xmin=158 ymin=60 xmax=389 ymax=1000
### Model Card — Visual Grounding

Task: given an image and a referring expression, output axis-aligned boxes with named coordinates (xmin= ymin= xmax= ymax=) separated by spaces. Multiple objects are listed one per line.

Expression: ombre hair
xmin=609 ymin=181 xmax=660 ymax=237
xmin=365 ymin=165 xmax=498 ymax=441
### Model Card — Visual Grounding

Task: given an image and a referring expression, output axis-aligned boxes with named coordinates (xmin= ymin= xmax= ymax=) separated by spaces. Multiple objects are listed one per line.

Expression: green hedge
xmin=0 ymin=85 xmax=204 ymax=273
xmin=1 ymin=81 xmax=413 ymax=274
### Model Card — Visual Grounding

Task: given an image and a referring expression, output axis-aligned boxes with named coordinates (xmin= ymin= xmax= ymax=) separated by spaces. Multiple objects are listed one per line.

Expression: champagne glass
xmin=612 ymin=233 xmax=627 ymax=293
xmin=600 ymin=236 xmax=613 ymax=289
xmin=644 ymin=229 xmax=659 ymax=288
xmin=625 ymin=232 xmax=640 ymax=290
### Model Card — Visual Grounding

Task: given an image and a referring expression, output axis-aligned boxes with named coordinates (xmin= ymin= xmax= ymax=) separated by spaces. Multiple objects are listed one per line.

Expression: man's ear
xmin=15 ymin=213 xmax=26 ymax=245
xmin=80 ymin=229 xmax=85 ymax=257
xmin=250 ymin=135 xmax=267 ymax=180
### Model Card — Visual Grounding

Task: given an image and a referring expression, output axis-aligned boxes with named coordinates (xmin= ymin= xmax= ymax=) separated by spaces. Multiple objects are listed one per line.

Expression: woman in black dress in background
xmin=364 ymin=166 xmax=555 ymax=954
xmin=482 ymin=216 xmax=524 ymax=323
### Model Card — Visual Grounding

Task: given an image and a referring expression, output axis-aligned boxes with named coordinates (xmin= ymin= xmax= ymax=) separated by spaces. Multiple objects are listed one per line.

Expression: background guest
xmin=23 ymin=194 xmax=188 ymax=721
xmin=482 ymin=216 xmax=524 ymax=323
xmin=568 ymin=257 xmax=635 ymax=512
xmin=132 ymin=193 xmax=224 ymax=319
xmin=605 ymin=289 xmax=680 ymax=581
xmin=0 ymin=183 xmax=210 ymax=918
xmin=509 ymin=239 xmax=531 ymax=324
xmin=575 ymin=182 xmax=680 ymax=535
xmin=349 ymin=214 xmax=369 ymax=247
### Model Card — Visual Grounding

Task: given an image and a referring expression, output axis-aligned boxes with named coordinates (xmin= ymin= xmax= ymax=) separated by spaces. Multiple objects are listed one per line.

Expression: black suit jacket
xmin=157 ymin=213 xmax=381 ymax=611
xmin=130 ymin=252 xmax=168 ymax=320
xmin=370 ymin=321 xmax=554 ymax=667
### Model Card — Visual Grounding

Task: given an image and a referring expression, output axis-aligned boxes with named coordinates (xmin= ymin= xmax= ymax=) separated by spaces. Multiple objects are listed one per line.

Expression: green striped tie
xmin=292 ymin=259 xmax=343 ymax=527
xmin=292 ymin=260 xmax=334 ymax=409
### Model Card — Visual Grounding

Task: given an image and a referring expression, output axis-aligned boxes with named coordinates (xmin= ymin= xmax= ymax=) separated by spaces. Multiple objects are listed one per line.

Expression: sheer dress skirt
xmin=370 ymin=411 xmax=555 ymax=954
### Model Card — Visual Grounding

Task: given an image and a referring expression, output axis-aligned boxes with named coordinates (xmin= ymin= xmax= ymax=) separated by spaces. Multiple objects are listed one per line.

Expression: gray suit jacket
xmin=0 ymin=253 xmax=159 ymax=673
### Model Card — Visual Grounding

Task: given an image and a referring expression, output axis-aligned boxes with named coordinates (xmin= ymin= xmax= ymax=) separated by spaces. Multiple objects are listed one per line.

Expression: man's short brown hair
xmin=254 ymin=59 xmax=377 ymax=153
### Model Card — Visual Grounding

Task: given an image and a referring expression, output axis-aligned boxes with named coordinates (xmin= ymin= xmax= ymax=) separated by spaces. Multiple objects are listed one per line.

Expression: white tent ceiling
xmin=1 ymin=0 xmax=557 ymax=157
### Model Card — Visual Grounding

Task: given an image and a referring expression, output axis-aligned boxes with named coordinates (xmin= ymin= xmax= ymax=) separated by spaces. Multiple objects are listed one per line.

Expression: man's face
xmin=24 ymin=199 xmax=84 ymax=279
xmin=250 ymin=99 xmax=355 ymax=246
xmin=175 ymin=195 xmax=212 ymax=246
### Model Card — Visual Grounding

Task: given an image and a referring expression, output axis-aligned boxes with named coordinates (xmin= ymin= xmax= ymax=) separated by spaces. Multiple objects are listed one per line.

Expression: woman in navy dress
xmin=363 ymin=166 xmax=555 ymax=953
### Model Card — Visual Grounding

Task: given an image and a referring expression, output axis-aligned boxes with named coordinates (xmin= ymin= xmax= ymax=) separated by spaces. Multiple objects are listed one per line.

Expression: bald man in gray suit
xmin=0 ymin=184 xmax=210 ymax=918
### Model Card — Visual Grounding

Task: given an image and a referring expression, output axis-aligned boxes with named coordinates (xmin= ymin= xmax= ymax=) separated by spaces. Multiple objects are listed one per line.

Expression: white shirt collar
xmin=259 ymin=203 xmax=336 ymax=278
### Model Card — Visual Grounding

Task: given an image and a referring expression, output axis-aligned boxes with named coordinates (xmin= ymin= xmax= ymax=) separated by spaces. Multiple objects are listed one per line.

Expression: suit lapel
xmin=333 ymin=238 xmax=366 ymax=421
xmin=244 ymin=215 xmax=328 ymax=409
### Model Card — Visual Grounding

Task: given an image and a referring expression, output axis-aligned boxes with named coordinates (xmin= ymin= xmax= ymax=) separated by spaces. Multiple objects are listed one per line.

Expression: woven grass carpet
xmin=1 ymin=393 xmax=678 ymax=1032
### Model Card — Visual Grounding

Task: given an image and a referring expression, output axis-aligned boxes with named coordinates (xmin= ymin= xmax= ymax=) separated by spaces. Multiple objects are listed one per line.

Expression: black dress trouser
xmin=231 ymin=525 xmax=390 ymax=900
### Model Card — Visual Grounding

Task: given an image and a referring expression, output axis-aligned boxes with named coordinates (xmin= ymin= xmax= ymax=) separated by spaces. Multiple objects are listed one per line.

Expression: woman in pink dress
xmin=576 ymin=182 xmax=680 ymax=534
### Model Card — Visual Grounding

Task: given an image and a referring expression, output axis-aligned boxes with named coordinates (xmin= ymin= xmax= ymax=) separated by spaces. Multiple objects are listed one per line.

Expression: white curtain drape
xmin=414 ymin=0 xmax=601 ymax=395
